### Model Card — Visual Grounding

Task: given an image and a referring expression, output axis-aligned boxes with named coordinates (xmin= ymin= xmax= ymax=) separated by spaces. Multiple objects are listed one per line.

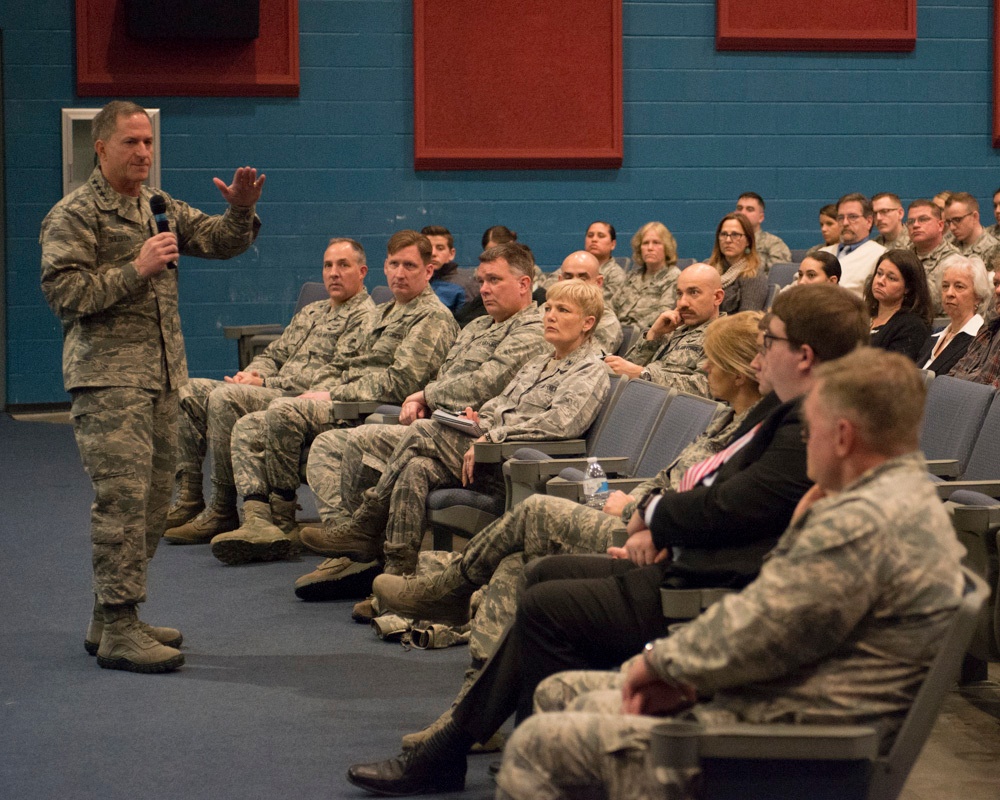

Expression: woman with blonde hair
xmin=615 ymin=221 xmax=681 ymax=329
xmin=707 ymin=213 xmax=769 ymax=313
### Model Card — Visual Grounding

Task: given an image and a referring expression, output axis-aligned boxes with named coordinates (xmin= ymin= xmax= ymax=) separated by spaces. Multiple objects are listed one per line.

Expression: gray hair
xmin=939 ymin=254 xmax=992 ymax=313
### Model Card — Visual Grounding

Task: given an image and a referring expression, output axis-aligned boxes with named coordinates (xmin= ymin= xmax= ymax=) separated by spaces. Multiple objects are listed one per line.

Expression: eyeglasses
xmin=758 ymin=332 xmax=791 ymax=355
xmin=718 ymin=232 xmax=746 ymax=241
xmin=906 ymin=216 xmax=936 ymax=226
xmin=944 ymin=211 xmax=974 ymax=228
xmin=873 ymin=207 xmax=902 ymax=217
xmin=835 ymin=214 xmax=865 ymax=223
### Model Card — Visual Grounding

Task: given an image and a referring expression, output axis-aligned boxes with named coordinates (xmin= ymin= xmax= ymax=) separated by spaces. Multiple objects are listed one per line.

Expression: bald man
xmin=603 ymin=263 xmax=723 ymax=397
xmin=554 ymin=251 xmax=624 ymax=354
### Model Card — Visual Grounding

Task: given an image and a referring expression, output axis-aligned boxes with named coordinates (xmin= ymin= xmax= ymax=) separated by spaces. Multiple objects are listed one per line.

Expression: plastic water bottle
xmin=583 ymin=457 xmax=609 ymax=509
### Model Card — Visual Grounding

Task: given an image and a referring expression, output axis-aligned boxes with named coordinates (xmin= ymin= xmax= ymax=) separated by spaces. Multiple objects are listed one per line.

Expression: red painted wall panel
xmin=716 ymin=0 xmax=916 ymax=52
xmin=413 ymin=0 xmax=622 ymax=170
xmin=76 ymin=0 xmax=299 ymax=97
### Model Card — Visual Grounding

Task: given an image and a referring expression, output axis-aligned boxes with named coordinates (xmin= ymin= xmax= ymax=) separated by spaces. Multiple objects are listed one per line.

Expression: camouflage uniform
xmin=623 ymin=317 xmax=713 ymax=397
xmin=308 ymin=303 xmax=548 ymax=525
xmin=754 ymin=229 xmax=792 ymax=272
xmin=176 ymin=291 xmax=375 ymax=487
xmin=495 ymin=452 xmax=965 ymax=800
xmin=40 ymin=166 xmax=259 ymax=605
xmin=598 ymin=258 xmax=627 ymax=307
xmin=614 ymin=264 xmax=680 ymax=330
xmin=875 ymin=229 xmax=911 ymax=250
xmin=344 ymin=342 xmax=611 ymax=570
xmin=956 ymin=229 xmax=1000 ymax=271
xmin=912 ymin=240 xmax=960 ymax=315
xmin=587 ymin=305 xmax=623 ymax=356
xmin=230 ymin=286 xmax=458 ymax=497
xmin=467 ymin=408 xmax=748 ymax=664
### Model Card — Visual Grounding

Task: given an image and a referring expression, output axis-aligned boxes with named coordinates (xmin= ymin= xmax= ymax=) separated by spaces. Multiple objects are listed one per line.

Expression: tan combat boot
xmin=299 ymin=519 xmax=382 ymax=562
xmin=96 ymin=605 xmax=185 ymax=673
xmin=372 ymin=560 xmax=476 ymax=626
xmin=85 ymin=598 xmax=182 ymax=656
xmin=269 ymin=494 xmax=302 ymax=550
xmin=163 ymin=481 xmax=239 ymax=544
xmin=210 ymin=499 xmax=293 ymax=565
xmin=164 ymin=471 xmax=205 ymax=530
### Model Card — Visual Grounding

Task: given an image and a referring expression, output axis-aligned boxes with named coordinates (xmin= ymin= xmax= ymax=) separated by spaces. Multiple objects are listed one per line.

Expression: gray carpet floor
xmin=0 ymin=414 xmax=496 ymax=799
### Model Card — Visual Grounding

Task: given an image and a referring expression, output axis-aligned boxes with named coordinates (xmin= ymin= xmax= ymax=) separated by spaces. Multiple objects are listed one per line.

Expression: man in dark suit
xmin=346 ymin=284 xmax=871 ymax=796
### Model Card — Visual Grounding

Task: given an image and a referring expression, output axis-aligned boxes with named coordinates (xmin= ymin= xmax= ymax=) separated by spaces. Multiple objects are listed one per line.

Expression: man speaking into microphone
xmin=40 ymin=100 xmax=264 ymax=673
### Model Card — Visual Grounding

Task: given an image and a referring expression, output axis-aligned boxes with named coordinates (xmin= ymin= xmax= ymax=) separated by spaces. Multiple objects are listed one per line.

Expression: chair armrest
xmin=926 ymin=459 xmax=961 ymax=478
xmin=544 ymin=474 xmax=642 ymax=503
xmin=474 ymin=439 xmax=587 ymax=464
xmin=937 ymin=479 xmax=1000 ymax=501
xmin=223 ymin=323 xmax=284 ymax=340
xmin=331 ymin=401 xmax=382 ymax=421
xmin=951 ymin=504 xmax=1000 ymax=532
xmin=507 ymin=456 xmax=630 ymax=486
xmin=364 ymin=404 xmax=403 ymax=425
xmin=651 ymin=720 xmax=879 ymax=767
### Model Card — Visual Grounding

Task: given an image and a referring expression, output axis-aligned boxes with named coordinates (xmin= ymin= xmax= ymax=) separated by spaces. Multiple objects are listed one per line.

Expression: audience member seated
xmin=821 ymin=192 xmax=886 ymax=295
xmin=806 ymin=202 xmax=841 ymax=256
xmin=344 ymin=284 xmax=870 ymax=797
xmin=614 ymin=221 xmax=680 ymax=329
xmin=421 ymin=225 xmax=469 ymax=314
xmin=944 ymin=192 xmax=1000 ymax=267
xmin=299 ymin=280 xmax=610 ymax=600
xmin=493 ymin=349 xmax=965 ymax=800
xmin=872 ymin=191 xmax=911 ymax=249
xmin=209 ymin=230 xmax=459 ymax=565
xmin=584 ymin=220 xmax=627 ymax=305
xmin=293 ymin=243 xmax=549 ymax=604
xmin=735 ymin=192 xmax=791 ymax=271
xmin=794 ymin=251 xmax=841 ymax=285
xmin=864 ymin=249 xmax=933 ymax=362
xmin=707 ymin=213 xmax=769 ymax=312
xmin=949 ymin=269 xmax=1000 ymax=386
xmin=163 ymin=238 xmax=376 ymax=544
xmin=605 ymin=263 xmax=721 ymax=396
xmin=989 ymin=187 xmax=1000 ymax=238
xmin=454 ymin=225 xmax=522 ymax=327
xmin=907 ymin=198 xmax=959 ymax=314
xmin=918 ymin=255 xmax=989 ymax=374
xmin=552 ymin=251 xmax=623 ymax=353
xmin=373 ymin=311 xmax=766 ymax=638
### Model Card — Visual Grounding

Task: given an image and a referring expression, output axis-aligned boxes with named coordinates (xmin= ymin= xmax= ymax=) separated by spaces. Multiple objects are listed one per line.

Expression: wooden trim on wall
xmin=716 ymin=0 xmax=916 ymax=52
xmin=413 ymin=0 xmax=622 ymax=170
xmin=75 ymin=0 xmax=299 ymax=97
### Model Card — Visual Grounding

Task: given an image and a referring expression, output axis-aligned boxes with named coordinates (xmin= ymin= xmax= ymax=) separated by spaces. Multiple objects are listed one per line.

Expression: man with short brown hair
xmin=908 ymin=199 xmax=960 ymax=313
xmin=944 ymin=192 xmax=999 ymax=267
xmin=872 ymin=191 xmax=910 ymax=250
xmin=40 ymin=99 xmax=264 ymax=672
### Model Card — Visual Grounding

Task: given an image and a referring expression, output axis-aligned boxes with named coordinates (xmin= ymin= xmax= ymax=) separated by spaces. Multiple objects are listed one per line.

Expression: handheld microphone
xmin=149 ymin=194 xmax=177 ymax=270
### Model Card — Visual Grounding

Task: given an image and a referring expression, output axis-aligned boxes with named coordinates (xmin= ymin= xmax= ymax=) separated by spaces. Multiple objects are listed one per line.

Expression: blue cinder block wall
xmin=4 ymin=0 xmax=999 ymax=404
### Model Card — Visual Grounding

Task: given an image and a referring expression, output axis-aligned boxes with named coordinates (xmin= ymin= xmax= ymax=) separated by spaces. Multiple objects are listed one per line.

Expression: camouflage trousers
xmin=307 ymin=423 xmax=412 ymax=529
xmin=177 ymin=378 xmax=283 ymax=486
xmin=497 ymin=670 xmax=719 ymax=800
xmin=304 ymin=426 xmax=356 ymax=527
xmin=345 ymin=419 xmax=479 ymax=564
xmin=231 ymin=396 xmax=337 ymax=496
xmin=70 ymin=386 xmax=178 ymax=606
xmin=465 ymin=495 xmax=624 ymax=662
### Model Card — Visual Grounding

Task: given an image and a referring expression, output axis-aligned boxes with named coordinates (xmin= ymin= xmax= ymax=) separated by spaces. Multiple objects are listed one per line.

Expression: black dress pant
xmin=451 ymin=554 xmax=670 ymax=743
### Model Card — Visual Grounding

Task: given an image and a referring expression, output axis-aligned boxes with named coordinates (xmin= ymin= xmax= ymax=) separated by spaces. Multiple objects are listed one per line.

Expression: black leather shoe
xmin=346 ymin=749 xmax=466 ymax=796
